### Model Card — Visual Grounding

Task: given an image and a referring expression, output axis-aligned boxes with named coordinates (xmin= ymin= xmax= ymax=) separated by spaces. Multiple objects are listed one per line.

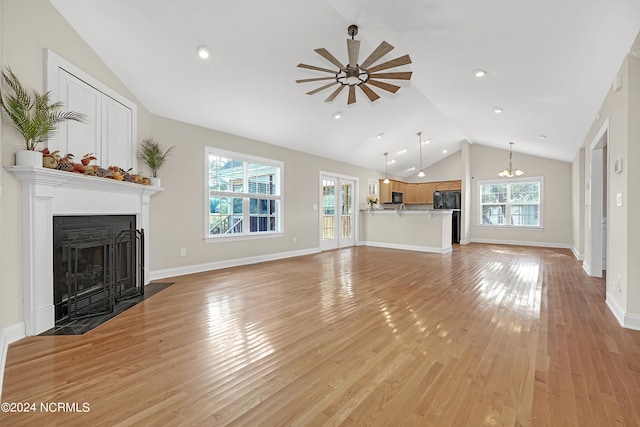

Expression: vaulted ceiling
xmin=50 ymin=0 xmax=640 ymax=178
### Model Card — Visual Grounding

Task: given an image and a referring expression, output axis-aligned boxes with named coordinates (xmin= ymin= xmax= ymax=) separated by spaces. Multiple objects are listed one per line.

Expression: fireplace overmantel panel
xmin=6 ymin=166 xmax=162 ymax=335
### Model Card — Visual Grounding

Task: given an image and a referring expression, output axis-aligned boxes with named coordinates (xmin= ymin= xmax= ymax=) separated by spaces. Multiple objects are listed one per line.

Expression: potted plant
xmin=367 ymin=194 xmax=378 ymax=210
xmin=0 ymin=66 xmax=87 ymax=167
xmin=138 ymin=137 xmax=174 ymax=186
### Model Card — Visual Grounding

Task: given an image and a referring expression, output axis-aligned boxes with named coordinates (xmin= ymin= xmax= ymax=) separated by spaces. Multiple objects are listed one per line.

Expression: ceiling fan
xmin=296 ymin=25 xmax=412 ymax=105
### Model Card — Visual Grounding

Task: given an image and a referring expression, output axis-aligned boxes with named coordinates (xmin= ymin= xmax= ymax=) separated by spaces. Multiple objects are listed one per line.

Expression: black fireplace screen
xmin=53 ymin=216 xmax=144 ymax=321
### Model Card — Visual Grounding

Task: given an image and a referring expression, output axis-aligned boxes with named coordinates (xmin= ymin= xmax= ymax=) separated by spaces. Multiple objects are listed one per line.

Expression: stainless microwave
xmin=391 ymin=191 xmax=404 ymax=204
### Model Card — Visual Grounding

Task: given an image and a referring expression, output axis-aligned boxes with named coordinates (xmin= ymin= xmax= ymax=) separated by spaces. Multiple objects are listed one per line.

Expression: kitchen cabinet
xmin=379 ymin=179 xmax=391 ymax=203
xmin=379 ymin=179 xmax=460 ymax=204
xmin=405 ymin=184 xmax=417 ymax=203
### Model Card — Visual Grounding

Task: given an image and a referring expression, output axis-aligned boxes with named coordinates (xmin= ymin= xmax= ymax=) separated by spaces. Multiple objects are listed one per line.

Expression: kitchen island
xmin=360 ymin=209 xmax=452 ymax=253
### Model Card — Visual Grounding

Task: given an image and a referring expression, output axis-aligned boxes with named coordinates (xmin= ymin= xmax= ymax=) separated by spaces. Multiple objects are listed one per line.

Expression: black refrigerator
xmin=433 ymin=191 xmax=461 ymax=244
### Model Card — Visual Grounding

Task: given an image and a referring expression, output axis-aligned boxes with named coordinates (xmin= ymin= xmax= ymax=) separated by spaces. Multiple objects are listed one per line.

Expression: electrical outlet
xmin=180 ymin=248 xmax=187 ymax=257
xmin=615 ymin=274 xmax=623 ymax=292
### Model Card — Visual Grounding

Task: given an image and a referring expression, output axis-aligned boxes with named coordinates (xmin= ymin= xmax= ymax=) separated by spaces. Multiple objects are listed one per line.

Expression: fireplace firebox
xmin=53 ymin=215 xmax=144 ymax=322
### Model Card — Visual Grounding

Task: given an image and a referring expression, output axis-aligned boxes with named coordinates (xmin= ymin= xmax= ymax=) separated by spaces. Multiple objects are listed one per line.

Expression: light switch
xmin=616 ymin=193 xmax=623 ymax=207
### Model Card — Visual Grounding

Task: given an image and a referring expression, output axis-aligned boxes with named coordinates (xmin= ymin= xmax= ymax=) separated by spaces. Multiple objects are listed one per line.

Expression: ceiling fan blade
xmin=306 ymin=82 xmax=339 ymax=95
xmin=367 ymin=54 xmax=412 ymax=73
xmin=369 ymin=71 xmax=413 ymax=80
xmin=359 ymin=84 xmax=380 ymax=102
xmin=348 ymin=86 xmax=356 ymax=104
xmin=325 ymin=85 xmax=346 ymax=102
xmin=314 ymin=48 xmax=345 ymax=69
xmin=296 ymin=76 xmax=337 ymax=83
xmin=366 ymin=79 xmax=401 ymax=94
xmin=347 ymin=39 xmax=360 ymax=68
xmin=360 ymin=41 xmax=394 ymax=69
xmin=297 ymin=63 xmax=337 ymax=74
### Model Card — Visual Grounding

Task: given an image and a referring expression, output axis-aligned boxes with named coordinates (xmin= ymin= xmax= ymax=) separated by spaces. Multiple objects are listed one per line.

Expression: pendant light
xmin=383 ymin=152 xmax=390 ymax=184
xmin=417 ymin=131 xmax=425 ymax=178
xmin=498 ymin=142 xmax=524 ymax=177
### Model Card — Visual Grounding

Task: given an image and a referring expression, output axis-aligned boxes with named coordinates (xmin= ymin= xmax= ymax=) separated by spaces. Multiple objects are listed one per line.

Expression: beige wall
xmin=627 ymin=53 xmax=640 ymax=315
xmin=581 ymin=55 xmax=630 ymax=317
xmin=468 ymin=144 xmax=573 ymax=246
xmin=571 ymin=148 xmax=585 ymax=258
xmin=0 ymin=0 xmax=6 ymax=332
xmin=0 ymin=0 xmax=151 ymax=331
xmin=147 ymin=115 xmax=383 ymax=274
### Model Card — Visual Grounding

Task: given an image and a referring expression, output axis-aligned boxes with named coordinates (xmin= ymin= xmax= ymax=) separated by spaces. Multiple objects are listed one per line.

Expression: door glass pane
xmin=322 ymin=179 xmax=335 ymax=241
xmin=341 ymin=182 xmax=353 ymax=239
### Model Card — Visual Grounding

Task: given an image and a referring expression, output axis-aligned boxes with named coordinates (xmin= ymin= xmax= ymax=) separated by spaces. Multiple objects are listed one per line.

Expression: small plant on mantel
xmin=0 ymin=66 xmax=87 ymax=152
xmin=138 ymin=137 xmax=174 ymax=178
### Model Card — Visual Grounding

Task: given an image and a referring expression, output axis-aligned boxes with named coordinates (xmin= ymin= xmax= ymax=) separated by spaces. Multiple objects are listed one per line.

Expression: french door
xmin=320 ymin=174 xmax=356 ymax=250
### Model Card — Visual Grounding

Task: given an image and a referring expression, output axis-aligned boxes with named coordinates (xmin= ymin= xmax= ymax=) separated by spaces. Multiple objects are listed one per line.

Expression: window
xmin=478 ymin=178 xmax=542 ymax=228
xmin=206 ymin=147 xmax=283 ymax=239
xmin=367 ymin=179 xmax=379 ymax=200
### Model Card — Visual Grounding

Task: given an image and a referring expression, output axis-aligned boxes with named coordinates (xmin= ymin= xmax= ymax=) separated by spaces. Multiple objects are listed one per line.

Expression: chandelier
xmin=498 ymin=142 xmax=524 ymax=177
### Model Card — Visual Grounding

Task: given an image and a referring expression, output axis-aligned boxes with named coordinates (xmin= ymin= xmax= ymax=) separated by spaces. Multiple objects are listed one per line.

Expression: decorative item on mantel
xmin=0 ymin=66 xmax=88 ymax=167
xmin=367 ymin=194 xmax=378 ymax=210
xmin=138 ymin=137 xmax=174 ymax=187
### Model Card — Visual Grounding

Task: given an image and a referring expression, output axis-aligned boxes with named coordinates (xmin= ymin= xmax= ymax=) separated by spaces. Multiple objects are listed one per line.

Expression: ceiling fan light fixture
xmin=196 ymin=45 xmax=210 ymax=59
xmin=296 ymin=25 xmax=413 ymax=105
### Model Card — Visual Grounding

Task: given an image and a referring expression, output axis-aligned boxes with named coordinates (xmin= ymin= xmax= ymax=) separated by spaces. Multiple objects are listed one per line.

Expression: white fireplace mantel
xmin=6 ymin=166 xmax=162 ymax=336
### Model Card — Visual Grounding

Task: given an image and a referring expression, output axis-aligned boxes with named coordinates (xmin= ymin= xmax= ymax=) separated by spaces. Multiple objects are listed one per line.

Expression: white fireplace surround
xmin=7 ymin=166 xmax=162 ymax=336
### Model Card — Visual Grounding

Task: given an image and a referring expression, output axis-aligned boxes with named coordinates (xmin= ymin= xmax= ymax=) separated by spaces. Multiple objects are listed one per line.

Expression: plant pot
xmin=16 ymin=150 xmax=43 ymax=167
xmin=149 ymin=177 xmax=161 ymax=187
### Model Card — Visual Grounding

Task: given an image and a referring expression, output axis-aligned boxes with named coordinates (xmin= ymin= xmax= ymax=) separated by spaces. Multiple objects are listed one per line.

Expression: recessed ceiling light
xmin=473 ymin=69 xmax=487 ymax=78
xmin=388 ymin=159 xmax=396 ymax=164
xmin=422 ymin=139 xmax=431 ymax=144
xmin=376 ymin=132 xmax=384 ymax=139
xmin=537 ymin=134 xmax=547 ymax=140
xmin=493 ymin=107 xmax=503 ymax=114
xmin=398 ymin=148 xmax=407 ymax=154
xmin=196 ymin=45 xmax=211 ymax=59
xmin=442 ymin=149 xmax=448 ymax=154
xmin=407 ymin=167 xmax=415 ymax=171
xmin=332 ymin=111 xmax=342 ymax=119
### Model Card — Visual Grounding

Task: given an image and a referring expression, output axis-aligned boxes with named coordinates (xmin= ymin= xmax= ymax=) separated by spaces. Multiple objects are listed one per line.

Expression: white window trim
xmin=204 ymin=146 xmax=284 ymax=242
xmin=477 ymin=176 xmax=544 ymax=229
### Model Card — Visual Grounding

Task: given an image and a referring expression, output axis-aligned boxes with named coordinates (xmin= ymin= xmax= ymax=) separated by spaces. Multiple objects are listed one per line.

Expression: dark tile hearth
xmin=40 ymin=282 xmax=174 ymax=336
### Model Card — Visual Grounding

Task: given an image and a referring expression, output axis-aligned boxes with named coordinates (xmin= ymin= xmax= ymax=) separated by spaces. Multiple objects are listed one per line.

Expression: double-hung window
xmin=478 ymin=177 xmax=542 ymax=228
xmin=205 ymin=147 xmax=283 ymax=239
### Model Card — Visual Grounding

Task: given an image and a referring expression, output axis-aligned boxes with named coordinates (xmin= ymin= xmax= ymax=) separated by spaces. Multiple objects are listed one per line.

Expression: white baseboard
xmin=571 ymin=246 xmax=584 ymax=261
xmin=604 ymin=295 xmax=640 ymax=331
xmin=623 ymin=312 xmax=640 ymax=331
xmin=469 ymin=238 xmax=573 ymax=250
xmin=459 ymin=239 xmax=470 ymax=245
xmin=0 ymin=322 xmax=26 ymax=401
xmin=361 ymin=241 xmax=452 ymax=254
xmin=149 ymin=248 xmax=321 ymax=281
xmin=606 ymin=294 xmax=626 ymax=327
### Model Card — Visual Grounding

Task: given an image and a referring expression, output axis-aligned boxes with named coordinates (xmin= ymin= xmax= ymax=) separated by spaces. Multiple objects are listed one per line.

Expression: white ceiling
xmin=50 ymin=0 xmax=640 ymax=178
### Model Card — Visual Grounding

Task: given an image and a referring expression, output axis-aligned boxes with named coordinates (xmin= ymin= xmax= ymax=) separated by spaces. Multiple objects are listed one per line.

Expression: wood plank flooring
xmin=1 ymin=244 xmax=640 ymax=426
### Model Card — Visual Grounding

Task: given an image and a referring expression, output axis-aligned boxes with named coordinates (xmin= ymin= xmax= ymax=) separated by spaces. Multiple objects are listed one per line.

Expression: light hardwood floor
xmin=1 ymin=244 xmax=640 ymax=426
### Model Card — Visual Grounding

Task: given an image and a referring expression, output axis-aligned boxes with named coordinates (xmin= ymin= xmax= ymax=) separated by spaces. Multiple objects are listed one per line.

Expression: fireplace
xmin=8 ymin=166 xmax=161 ymax=335
xmin=53 ymin=215 xmax=144 ymax=322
